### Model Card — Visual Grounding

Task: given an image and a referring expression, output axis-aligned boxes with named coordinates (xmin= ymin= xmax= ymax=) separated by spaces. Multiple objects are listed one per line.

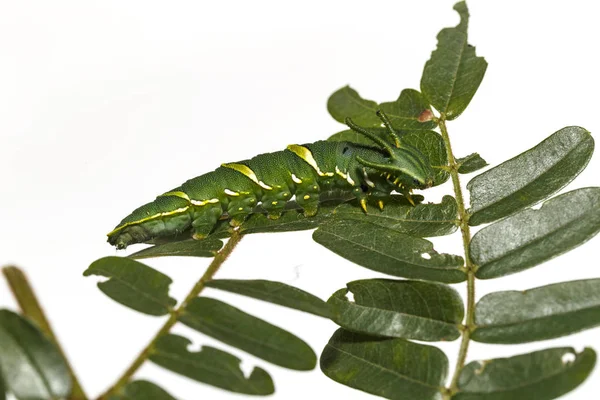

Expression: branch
xmin=97 ymin=230 xmax=245 ymax=399
xmin=437 ymin=117 xmax=477 ymax=395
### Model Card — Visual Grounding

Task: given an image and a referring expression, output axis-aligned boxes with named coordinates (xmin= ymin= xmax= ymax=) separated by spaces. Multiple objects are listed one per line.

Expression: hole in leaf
xmin=474 ymin=360 xmax=490 ymax=375
xmin=345 ymin=290 xmax=356 ymax=303
xmin=562 ymin=352 xmax=576 ymax=365
xmin=421 ymin=253 xmax=432 ymax=260
xmin=238 ymin=359 xmax=254 ymax=379
xmin=531 ymin=202 xmax=543 ymax=210
xmin=88 ymin=276 xmax=110 ymax=284
xmin=184 ymin=338 xmax=203 ymax=353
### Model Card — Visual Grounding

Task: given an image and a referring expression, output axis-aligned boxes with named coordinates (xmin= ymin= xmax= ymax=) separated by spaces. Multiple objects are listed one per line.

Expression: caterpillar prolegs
xmin=107 ymin=113 xmax=435 ymax=249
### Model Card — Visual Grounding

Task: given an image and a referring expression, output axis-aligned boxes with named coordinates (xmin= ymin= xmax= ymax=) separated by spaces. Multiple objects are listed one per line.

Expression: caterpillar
xmin=107 ymin=112 xmax=435 ymax=249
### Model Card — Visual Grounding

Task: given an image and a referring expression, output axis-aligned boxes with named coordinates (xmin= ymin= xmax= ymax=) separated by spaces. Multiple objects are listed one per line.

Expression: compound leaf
xmin=379 ymin=89 xmax=437 ymax=130
xmin=453 ymin=347 xmax=596 ymax=400
xmin=321 ymin=329 xmax=448 ymax=400
xmin=128 ymin=238 xmax=223 ymax=259
xmin=179 ymin=297 xmax=316 ymax=370
xmin=108 ymin=380 xmax=177 ymax=400
xmin=327 ymin=86 xmax=381 ymax=126
xmin=457 ymin=153 xmax=488 ymax=174
xmin=0 ymin=310 xmax=71 ymax=400
xmin=421 ymin=2 xmax=487 ymax=119
xmin=468 ymin=126 xmax=594 ymax=226
xmin=84 ymin=256 xmax=176 ymax=316
xmin=149 ymin=334 xmax=274 ymax=395
xmin=328 ymin=279 xmax=463 ymax=341
xmin=333 ymin=195 xmax=458 ymax=237
xmin=313 ymin=219 xmax=466 ymax=283
xmin=206 ymin=279 xmax=332 ymax=318
xmin=472 ymin=279 xmax=600 ymax=344
xmin=471 ymin=187 xmax=600 ymax=279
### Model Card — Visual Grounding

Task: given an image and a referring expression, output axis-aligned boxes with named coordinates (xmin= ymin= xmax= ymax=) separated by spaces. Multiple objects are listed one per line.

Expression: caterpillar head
xmin=345 ymin=112 xmax=435 ymax=190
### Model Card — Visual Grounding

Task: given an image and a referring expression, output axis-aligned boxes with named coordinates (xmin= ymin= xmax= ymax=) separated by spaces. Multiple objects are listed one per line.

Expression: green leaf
xmin=453 ymin=1 xmax=469 ymax=32
xmin=379 ymin=89 xmax=437 ymax=130
xmin=328 ymin=279 xmax=463 ymax=341
xmin=453 ymin=347 xmax=596 ymax=400
xmin=128 ymin=238 xmax=223 ymax=259
xmin=401 ymin=130 xmax=450 ymax=185
xmin=471 ymin=187 xmax=600 ymax=279
xmin=467 ymin=126 xmax=594 ymax=226
xmin=179 ymin=297 xmax=317 ymax=370
xmin=457 ymin=153 xmax=487 ymax=174
xmin=421 ymin=2 xmax=487 ymax=119
xmin=0 ymin=372 xmax=4 ymax=400
xmin=327 ymin=86 xmax=381 ymax=126
xmin=108 ymin=380 xmax=177 ymax=400
xmin=206 ymin=279 xmax=332 ymax=318
xmin=328 ymin=129 xmax=449 ymax=185
xmin=83 ymin=256 xmax=176 ymax=316
xmin=0 ymin=310 xmax=72 ymax=400
xmin=472 ymin=279 xmax=600 ymax=344
xmin=321 ymin=328 xmax=448 ymax=400
xmin=149 ymin=334 xmax=274 ymax=395
xmin=333 ymin=195 xmax=458 ymax=237
xmin=313 ymin=219 xmax=466 ymax=283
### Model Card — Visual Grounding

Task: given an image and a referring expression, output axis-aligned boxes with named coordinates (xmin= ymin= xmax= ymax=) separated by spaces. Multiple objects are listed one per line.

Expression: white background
xmin=1 ymin=1 xmax=599 ymax=399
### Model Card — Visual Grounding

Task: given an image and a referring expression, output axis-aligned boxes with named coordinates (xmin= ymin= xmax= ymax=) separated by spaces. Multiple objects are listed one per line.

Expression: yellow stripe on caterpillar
xmin=224 ymin=189 xmax=240 ymax=196
xmin=190 ymin=198 xmax=219 ymax=206
xmin=160 ymin=191 xmax=191 ymax=201
xmin=335 ymin=166 xmax=355 ymax=185
xmin=106 ymin=206 xmax=190 ymax=237
xmin=222 ymin=163 xmax=273 ymax=190
xmin=291 ymin=173 xmax=303 ymax=184
xmin=287 ymin=145 xmax=334 ymax=177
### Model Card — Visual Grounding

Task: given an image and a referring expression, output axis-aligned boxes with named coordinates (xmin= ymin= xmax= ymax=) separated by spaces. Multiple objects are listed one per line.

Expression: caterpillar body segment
xmin=107 ymin=117 xmax=435 ymax=249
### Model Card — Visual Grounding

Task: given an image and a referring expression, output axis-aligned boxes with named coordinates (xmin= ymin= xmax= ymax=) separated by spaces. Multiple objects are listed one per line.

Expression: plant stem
xmin=437 ymin=118 xmax=477 ymax=394
xmin=2 ymin=266 xmax=89 ymax=400
xmin=97 ymin=231 xmax=244 ymax=400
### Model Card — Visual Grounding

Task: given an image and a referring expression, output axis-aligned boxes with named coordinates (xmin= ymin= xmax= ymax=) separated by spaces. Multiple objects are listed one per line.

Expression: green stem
xmin=438 ymin=118 xmax=476 ymax=394
xmin=97 ymin=231 xmax=244 ymax=400
xmin=2 ymin=266 xmax=89 ymax=400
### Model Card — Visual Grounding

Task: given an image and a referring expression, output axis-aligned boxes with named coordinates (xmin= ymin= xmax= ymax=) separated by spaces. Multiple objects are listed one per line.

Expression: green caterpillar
xmin=108 ymin=112 xmax=435 ymax=249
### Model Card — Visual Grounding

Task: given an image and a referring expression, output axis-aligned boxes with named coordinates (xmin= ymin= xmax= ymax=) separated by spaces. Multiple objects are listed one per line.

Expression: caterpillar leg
xmin=295 ymin=181 xmax=321 ymax=217
xmin=345 ymin=186 xmax=370 ymax=214
xmin=261 ymin=187 xmax=293 ymax=219
xmin=191 ymin=204 xmax=222 ymax=240
xmin=400 ymin=188 xmax=417 ymax=206
xmin=227 ymin=195 xmax=258 ymax=226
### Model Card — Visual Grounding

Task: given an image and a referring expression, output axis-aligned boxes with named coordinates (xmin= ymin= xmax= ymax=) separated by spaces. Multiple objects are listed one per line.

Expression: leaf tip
xmin=453 ymin=1 xmax=469 ymax=32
